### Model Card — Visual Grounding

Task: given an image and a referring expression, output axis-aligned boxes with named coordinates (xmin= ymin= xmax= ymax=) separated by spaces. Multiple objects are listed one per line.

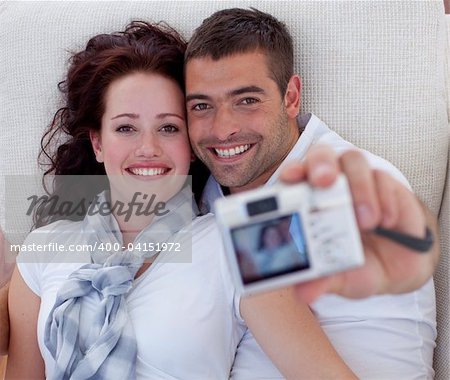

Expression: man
xmin=184 ymin=7 xmax=438 ymax=378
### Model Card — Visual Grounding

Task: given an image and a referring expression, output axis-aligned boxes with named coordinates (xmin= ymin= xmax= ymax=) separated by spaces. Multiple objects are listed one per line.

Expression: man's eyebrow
xmin=186 ymin=86 xmax=266 ymax=103
xmin=229 ymin=86 xmax=266 ymax=97
xmin=185 ymin=93 xmax=210 ymax=103
xmin=111 ymin=113 xmax=139 ymax=120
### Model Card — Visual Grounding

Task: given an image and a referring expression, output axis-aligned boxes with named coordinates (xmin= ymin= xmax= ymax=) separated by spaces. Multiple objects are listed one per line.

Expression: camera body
xmin=215 ymin=175 xmax=364 ymax=295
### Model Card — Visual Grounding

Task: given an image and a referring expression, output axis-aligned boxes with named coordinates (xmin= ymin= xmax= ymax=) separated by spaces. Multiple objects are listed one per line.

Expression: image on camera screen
xmin=230 ymin=213 xmax=310 ymax=284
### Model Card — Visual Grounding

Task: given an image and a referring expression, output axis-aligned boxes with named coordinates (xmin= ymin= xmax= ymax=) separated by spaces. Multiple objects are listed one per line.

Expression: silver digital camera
xmin=215 ymin=175 xmax=364 ymax=295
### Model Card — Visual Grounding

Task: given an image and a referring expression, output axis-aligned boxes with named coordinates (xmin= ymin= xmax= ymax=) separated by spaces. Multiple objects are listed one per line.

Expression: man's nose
xmin=210 ymin=106 xmax=241 ymax=141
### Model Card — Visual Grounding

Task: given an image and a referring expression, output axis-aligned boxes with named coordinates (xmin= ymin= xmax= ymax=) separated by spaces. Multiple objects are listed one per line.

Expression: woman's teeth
xmin=129 ymin=167 xmax=168 ymax=176
xmin=215 ymin=144 xmax=250 ymax=158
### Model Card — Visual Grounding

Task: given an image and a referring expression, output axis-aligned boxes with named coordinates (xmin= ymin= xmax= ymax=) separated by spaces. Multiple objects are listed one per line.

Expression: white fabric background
xmin=0 ymin=1 xmax=448 ymax=378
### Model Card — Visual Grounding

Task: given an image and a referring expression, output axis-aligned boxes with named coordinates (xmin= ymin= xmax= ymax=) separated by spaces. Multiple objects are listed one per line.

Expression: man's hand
xmin=280 ymin=145 xmax=439 ymax=303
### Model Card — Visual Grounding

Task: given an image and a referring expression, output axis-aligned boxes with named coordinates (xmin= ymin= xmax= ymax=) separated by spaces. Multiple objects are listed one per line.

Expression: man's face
xmin=185 ymin=51 xmax=300 ymax=194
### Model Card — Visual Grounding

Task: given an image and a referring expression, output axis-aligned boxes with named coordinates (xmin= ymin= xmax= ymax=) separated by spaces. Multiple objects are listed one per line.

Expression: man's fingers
xmin=375 ymin=169 xmax=426 ymax=237
xmin=393 ymin=181 xmax=426 ymax=238
xmin=304 ymin=144 xmax=339 ymax=187
xmin=278 ymin=161 xmax=307 ymax=183
xmin=279 ymin=144 xmax=339 ymax=185
xmin=373 ymin=170 xmax=399 ymax=229
xmin=339 ymin=150 xmax=381 ymax=230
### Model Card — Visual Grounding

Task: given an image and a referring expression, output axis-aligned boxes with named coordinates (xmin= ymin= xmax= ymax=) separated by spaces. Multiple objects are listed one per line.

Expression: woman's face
xmin=91 ymin=72 xmax=191 ymax=204
xmin=263 ymin=226 xmax=283 ymax=249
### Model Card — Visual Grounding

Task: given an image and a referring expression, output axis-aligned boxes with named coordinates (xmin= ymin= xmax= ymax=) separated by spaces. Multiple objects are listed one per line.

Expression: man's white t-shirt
xmin=201 ymin=113 xmax=436 ymax=380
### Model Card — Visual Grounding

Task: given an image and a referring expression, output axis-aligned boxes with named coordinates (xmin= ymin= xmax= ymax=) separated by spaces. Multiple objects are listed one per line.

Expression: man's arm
xmin=279 ymin=145 xmax=440 ymax=302
xmin=240 ymin=286 xmax=357 ymax=379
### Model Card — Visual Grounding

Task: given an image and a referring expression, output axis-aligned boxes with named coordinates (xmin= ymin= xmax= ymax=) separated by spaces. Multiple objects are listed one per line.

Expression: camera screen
xmin=230 ymin=213 xmax=310 ymax=284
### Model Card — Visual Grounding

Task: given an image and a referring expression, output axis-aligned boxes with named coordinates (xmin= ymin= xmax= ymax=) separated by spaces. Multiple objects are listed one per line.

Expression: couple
xmin=5 ymin=8 xmax=438 ymax=379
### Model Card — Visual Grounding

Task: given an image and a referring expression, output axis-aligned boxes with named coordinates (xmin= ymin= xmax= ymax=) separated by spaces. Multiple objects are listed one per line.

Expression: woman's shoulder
xmin=31 ymin=219 xmax=84 ymax=233
xmin=23 ymin=219 xmax=84 ymax=244
xmin=17 ymin=219 xmax=86 ymax=264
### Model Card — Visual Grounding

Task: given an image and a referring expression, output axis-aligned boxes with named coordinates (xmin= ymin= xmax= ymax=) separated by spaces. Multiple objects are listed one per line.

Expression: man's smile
xmin=212 ymin=144 xmax=252 ymax=158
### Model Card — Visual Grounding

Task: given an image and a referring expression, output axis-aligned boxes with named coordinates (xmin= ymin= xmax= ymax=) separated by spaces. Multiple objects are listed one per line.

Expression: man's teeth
xmin=129 ymin=168 xmax=168 ymax=176
xmin=215 ymin=144 xmax=250 ymax=158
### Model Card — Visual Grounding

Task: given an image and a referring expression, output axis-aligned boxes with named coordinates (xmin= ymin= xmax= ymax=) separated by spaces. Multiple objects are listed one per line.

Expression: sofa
xmin=0 ymin=1 xmax=448 ymax=378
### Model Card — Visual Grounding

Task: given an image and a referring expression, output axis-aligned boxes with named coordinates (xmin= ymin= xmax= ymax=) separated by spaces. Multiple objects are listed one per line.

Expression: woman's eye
xmin=116 ymin=125 xmax=134 ymax=133
xmin=160 ymin=125 xmax=179 ymax=133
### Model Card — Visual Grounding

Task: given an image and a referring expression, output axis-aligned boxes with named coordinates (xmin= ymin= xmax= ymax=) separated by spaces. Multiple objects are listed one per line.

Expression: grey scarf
xmin=44 ymin=186 xmax=197 ymax=379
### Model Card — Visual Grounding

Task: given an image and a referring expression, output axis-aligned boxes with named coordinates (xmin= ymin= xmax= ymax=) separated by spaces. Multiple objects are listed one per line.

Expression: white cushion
xmin=0 ymin=0 xmax=448 ymax=377
xmin=433 ymin=14 xmax=450 ymax=380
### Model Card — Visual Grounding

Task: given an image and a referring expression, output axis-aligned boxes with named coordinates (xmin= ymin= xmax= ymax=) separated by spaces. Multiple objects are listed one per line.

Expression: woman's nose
xmin=135 ymin=132 xmax=162 ymax=157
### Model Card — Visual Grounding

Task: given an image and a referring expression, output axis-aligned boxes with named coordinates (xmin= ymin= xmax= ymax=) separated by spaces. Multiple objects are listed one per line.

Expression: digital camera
xmin=214 ymin=175 xmax=364 ymax=295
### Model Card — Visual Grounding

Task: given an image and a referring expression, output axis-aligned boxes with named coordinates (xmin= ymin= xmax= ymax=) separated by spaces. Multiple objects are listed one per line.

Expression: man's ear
xmin=284 ymin=74 xmax=301 ymax=119
xmin=89 ymin=130 xmax=104 ymax=163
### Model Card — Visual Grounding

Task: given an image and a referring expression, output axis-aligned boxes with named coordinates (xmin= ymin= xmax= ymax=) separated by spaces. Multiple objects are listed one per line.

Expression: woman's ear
xmin=284 ymin=74 xmax=302 ymax=119
xmin=89 ymin=130 xmax=104 ymax=163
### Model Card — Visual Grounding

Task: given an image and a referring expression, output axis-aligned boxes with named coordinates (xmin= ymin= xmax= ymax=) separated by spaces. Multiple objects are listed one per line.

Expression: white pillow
xmin=0 ymin=1 xmax=447 ymax=240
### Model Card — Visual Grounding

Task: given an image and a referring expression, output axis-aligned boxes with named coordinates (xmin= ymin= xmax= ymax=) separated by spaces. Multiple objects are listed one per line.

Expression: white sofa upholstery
xmin=0 ymin=1 xmax=448 ymax=378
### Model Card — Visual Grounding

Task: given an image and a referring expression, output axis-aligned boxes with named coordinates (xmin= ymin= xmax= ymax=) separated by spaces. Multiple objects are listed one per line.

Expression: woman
xmin=254 ymin=222 xmax=307 ymax=276
xmin=6 ymin=21 xmax=355 ymax=379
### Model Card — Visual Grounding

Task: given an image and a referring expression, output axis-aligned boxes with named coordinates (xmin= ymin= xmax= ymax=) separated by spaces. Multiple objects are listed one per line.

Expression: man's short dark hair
xmin=185 ymin=8 xmax=294 ymax=95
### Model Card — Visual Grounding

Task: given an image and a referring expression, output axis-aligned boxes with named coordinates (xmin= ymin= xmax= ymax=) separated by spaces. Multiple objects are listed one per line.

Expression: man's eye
xmin=116 ymin=125 xmax=134 ymax=133
xmin=192 ymin=103 xmax=210 ymax=111
xmin=240 ymin=98 xmax=259 ymax=105
xmin=160 ymin=125 xmax=179 ymax=133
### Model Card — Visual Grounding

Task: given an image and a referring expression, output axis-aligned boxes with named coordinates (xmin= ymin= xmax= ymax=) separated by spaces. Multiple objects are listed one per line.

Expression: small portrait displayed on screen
xmin=230 ymin=213 xmax=310 ymax=284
